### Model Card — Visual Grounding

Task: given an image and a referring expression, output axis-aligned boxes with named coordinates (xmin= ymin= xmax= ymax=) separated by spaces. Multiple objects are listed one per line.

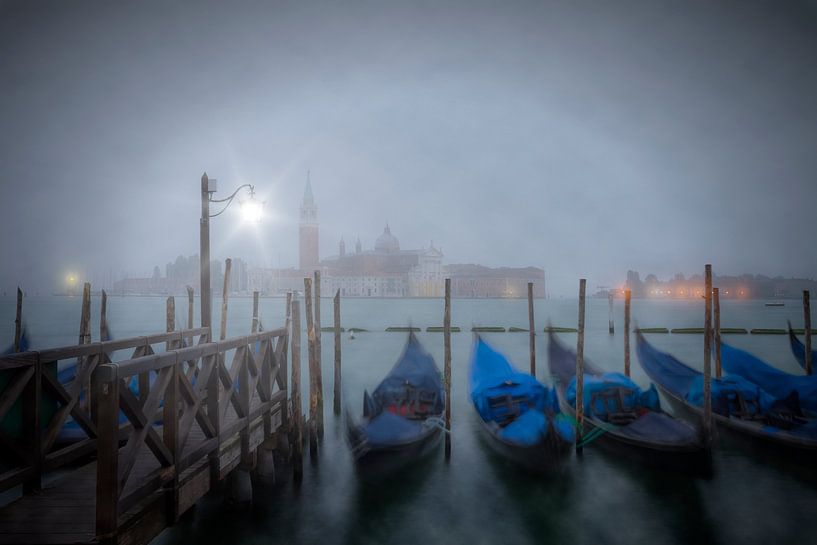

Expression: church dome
xmin=375 ymin=224 xmax=400 ymax=253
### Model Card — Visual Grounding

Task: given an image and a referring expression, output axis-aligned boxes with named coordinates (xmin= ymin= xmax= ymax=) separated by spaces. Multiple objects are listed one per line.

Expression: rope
xmin=561 ymin=412 xmax=617 ymax=448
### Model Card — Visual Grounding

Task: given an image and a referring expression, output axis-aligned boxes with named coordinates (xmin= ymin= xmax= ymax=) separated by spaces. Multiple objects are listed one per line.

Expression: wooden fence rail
xmin=0 ymin=324 xmax=289 ymax=544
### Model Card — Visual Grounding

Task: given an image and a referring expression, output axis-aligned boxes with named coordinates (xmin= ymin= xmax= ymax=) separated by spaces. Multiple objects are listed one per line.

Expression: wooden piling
xmin=624 ymin=289 xmax=631 ymax=377
xmin=252 ymin=291 xmax=260 ymax=334
xmin=527 ymin=282 xmax=536 ymax=376
xmin=805 ymin=290 xmax=812 ymax=375
xmin=291 ymin=298 xmax=304 ymax=478
xmin=79 ymin=282 xmax=91 ymax=345
xmin=703 ymin=264 xmax=713 ymax=445
xmin=95 ymin=365 xmax=119 ymax=539
xmin=608 ymin=290 xmax=615 ymax=335
xmin=576 ymin=279 xmax=586 ymax=453
xmin=444 ymin=278 xmax=452 ymax=459
xmin=100 ymin=289 xmax=109 ymax=342
xmin=220 ymin=258 xmax=232 ymax=341
xmin=333 ymin=290 xmax=342 ymax=416
xmin=314 ymin=271 xmax=324 ymax=437
xmin=163 ymin=296 xmax=180 ymax=521
xmin=714 ymin=287 xmax=722 ymax=378
xmin=304 ymin=277 xmax=318 ymax=454
xmin=14 ymin=287 xmax=22 ymax=352
xmin=186 ymin=285 xmax=194 ymax=331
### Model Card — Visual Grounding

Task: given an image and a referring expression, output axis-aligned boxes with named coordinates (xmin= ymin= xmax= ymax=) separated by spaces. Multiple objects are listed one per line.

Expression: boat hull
xmin=477 ymin=418 xmax=572 ymax=472
xmin=656 ymin=383 xmax=817 ymax=460
xmin=349 ymin=421 xmax=443 ymax=476
xmin=556 ymin=387 xmax=711 ymax=473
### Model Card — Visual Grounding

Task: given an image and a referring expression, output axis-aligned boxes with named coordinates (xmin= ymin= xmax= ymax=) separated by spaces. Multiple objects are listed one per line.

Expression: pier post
xmin=314 ymin=271 xmax=324 ymax=437
xmin=608 ymin=291 xmax=615 ymax=335
xmin=333 ymin=290 xmax=342 ymax=416
xmin=163 ymin=297 xmax=180 ymax=520
xmin=79 ymin=282 xmax=92 ymax=412
xmin=714 ymin=287 xmax=722 ymax=378
xmin=252 ymin=291 xmax=259 ymax=334
xmin=528 ymin=282 xmax=536 ymax=376
xmin=100 ymin=289 xmax=109 ymax=342
xmin=576 ymin=279 xmax=586 ymax=453
xmin=304 ymin=278 xmax=318 ymax=455
xmin=200 ymin=173 xmax=212 ymax=332
xmin=703 ymin=264 xmax=713 ymax=445
xmin=95 ymin=364 xmax=119 ymax=540
xmin=220 ymin=258 xmax=232 ymax=341
xmin=624 ymin=289 xmax=631 ymax=377
xmin=805 ymin=290 xmax=812 ymax=375
xmin=14 ymin=287 xmax=22 ymax=352
xmin=187 ymin=285 xmax=194 ymax=330
xmin=291 ymin=299 xmax=304 ymax=479
xmin=444 ymin=278 xmax=452 ymax=459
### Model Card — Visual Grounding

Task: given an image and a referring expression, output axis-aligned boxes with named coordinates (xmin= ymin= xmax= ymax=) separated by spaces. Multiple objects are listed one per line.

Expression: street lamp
xmin=199 ymin=172 xmax=262 ymax=333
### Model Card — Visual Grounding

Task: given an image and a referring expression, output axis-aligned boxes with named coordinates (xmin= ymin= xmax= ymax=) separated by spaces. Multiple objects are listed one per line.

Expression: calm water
xmin=2 ymin=295 xmax=816 ymax=545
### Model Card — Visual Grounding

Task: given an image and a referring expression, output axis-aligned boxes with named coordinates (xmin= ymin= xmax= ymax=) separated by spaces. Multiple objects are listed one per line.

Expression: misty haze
xmin=1 ymin=1 xmax=816 ymax=545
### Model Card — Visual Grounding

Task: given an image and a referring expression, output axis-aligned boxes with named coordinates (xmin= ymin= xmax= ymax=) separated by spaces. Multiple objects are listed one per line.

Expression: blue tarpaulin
xmin=565 ymin=372 xmax=661 ymax=419
xmin=721 ymin=343 xmax=817 ymax=412
xmin=469 ymin=336 xmax=570 ymax=446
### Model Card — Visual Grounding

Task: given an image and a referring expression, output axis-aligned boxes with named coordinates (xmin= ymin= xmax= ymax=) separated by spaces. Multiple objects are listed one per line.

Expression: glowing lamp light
xmin=240 ymin=199 xmax=263 ymax=223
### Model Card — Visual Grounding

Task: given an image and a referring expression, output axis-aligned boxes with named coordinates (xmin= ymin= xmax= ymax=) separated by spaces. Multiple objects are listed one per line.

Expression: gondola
xmin=346 ymin=333 xmax=445 ymax=473
xmin=637 ymin=332 xmax=817 ymax=455
xmin=720 ymin=341 xmax=817 ymax=412
xmin=469 ymin=335 xmax=574 ymax=472
xmin=788 ymin=322 xmax=816 ymax=374
xmin=548 ymin=332 xmax=708 ymax=470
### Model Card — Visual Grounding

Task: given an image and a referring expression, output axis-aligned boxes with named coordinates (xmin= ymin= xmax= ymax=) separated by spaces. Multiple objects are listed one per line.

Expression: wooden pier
xmin=0 ymin=321 xmax=290 ymax=544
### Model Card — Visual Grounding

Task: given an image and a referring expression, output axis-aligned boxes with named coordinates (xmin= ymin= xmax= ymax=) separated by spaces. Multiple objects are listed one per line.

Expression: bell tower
xmin=299 ymin=172 xmax=319 ymax=271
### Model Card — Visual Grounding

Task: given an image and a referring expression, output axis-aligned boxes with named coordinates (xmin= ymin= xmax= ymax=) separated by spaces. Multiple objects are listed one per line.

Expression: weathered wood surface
xmin=576 ymin=278 xmax=586 ymax=452
xmin=527 ymin=282 xmax=535 ymax=376
xmin=624 ymin=289 xmax=631 ymax=377
xmin=714 ymin=287 xmax=722 ymax=378
xmin=444 ymin=278 xmax=451 ymax=459
xmin=703 ymin=264 xmax=713 ymax=444
xmin=333 ymin=290 xmax=341 ymax=416
xmin=0 ymin=324 xmax=288 ymax=545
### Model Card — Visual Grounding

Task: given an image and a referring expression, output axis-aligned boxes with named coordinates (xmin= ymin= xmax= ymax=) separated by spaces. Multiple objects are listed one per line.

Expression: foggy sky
xmin=1 ymin=0 xmax=816 ymax=296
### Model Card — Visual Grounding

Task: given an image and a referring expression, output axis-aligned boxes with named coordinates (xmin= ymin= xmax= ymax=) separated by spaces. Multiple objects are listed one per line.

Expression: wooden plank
xmin=304 ymin=278 xmax=318 ymax=454
xmin=314 ymin=270 xmax=323 ymax=438
xmin=714 ymin=287 xmax=722 ymax=378
xmin=624 ymin=289 xmax=631 ymax=377
xmin=220 ymin=259 xmax=232 ymax=341
xmin=444 ymin=278 xmax=451 ymax=459
xmin=703 ymin=264 xmax=713 ymax=444
xmin=527 ymin=282 xmax=535 ymax=376
xmin=291 ymin=298 xmax=303 ymax=479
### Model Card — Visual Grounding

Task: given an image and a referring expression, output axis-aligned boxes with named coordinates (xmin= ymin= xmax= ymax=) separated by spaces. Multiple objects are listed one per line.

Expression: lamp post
xmin=199 ymin=172 xmax=260 ymax=332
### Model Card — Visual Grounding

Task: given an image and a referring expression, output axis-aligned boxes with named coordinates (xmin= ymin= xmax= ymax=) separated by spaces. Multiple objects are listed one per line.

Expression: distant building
xmin=321 ymin=225 xmax=444 ymax=297
xmin=446 ymin=264 xmax=545 ymax=298
xmin=299 ymin=174 xmax=319 ymax=272
xmin=619 ymin=270 xmax=817 ymax=299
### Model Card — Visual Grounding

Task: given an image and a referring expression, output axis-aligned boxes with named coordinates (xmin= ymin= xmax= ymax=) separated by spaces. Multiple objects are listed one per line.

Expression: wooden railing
xmin=94 ymin=327 xmax=288 ymax=537
xmin=0 ymin=328 xmax=210 ymax=493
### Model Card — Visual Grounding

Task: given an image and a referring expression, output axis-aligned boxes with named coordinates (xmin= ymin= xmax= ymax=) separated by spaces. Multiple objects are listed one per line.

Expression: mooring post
xmin=14 ymin=287 xmax=22 ymax=352
xmin=444 ymin=278 xmax=452 ymax=459
xmin=252 ymin=291 xmax=259 ymax=334
xmin=79 ymin=282 xmax=92 ymax=411
xmin=100 ymin=289 xmax=109 ymax=342
xmin=200 ymin=173 xmax=212 ymax=333
xmin=314 ymin=270 xmax=324 ymax=437
xmin=95 ymin=364 xmax=119 ymax=540
xmin=528 ymin=282 xmax=536 ymax=376
xmin=624 ymin=289 xmax=631 ymax=377
xmin=608 ymin=290 xmax=615 ymax=335
xmin=79 ymin=282 xmax=92 ymax=345
xmin=576 ymin=278 xmax=586 ymax=453
xmin=333 ymin=289 xmax=342 ymax=416
xmin=291 ymin=298 xmax=304 ymax=479
xmin=703 ymin=264 xmax=713 ymax=445
xmin=714 ymin=287 xmax=722 ymax=378
xmin=805 ymin=290 xmax=812 ymax=375
xmin=186 ymin=285 xmax=194 ymax=331
xmin=220 ymin=258 xmax=232 ymax=341
xmin=163 ymin=296 xmax=180 ymax=520
xmin=304 ymin=277 xmax=318 ymax=455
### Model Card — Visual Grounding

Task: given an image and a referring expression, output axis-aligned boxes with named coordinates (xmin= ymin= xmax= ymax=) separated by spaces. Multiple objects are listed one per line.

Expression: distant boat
xmin=788 ymin=322 xmax=816 ymax=375
xmin=549 ymin=332 xmax=708 ymax=470
xmin=766 ymin=303 xmax=785 ymax=307
xmin=469 ymin=335 xmax=573 ymax=471
xmin=637 ymin=332 xmax=817 ymax=455
xmin=346 ymin=333 xmax=445 ymax=473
